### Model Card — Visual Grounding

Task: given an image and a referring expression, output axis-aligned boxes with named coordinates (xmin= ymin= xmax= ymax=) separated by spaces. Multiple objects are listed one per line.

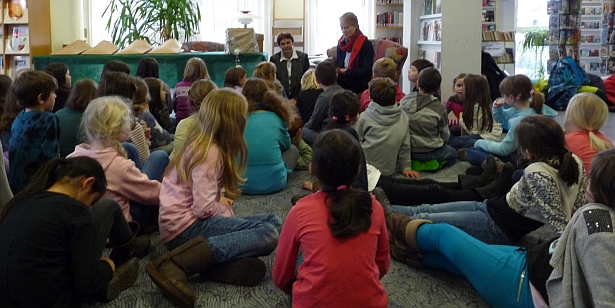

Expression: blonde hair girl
xmin=68 ymin=96 xmax=164 ymax=227
xmin=173 ymin=57 xmax=211 ymax=123
xmin=253 ymin=61 xmax=286 ymax=97
xmin=295 ymin=68 xmax=324 ymax=124
xmin=148 ymin=88 xmax=282 ymax=307
xmin=170 ymin=79 xmax=217 ymax=160
xmin=564 ymin=92 xmax=614 ymax=174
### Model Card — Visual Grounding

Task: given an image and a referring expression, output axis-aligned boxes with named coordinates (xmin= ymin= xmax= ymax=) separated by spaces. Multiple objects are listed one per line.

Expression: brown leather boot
xmin=109 ymin=222 xmax=151 ymax=266
xmin=105 ymin=257 xmax=140 ymax=301
xmin=385 ymin=213 xmax=431 ymax=267
xmin=145 ymin=236 xmax=216 ymax=308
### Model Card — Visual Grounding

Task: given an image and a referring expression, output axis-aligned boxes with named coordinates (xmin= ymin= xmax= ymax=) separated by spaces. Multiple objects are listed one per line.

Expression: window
xmin=305 ymin=0 xmax=372 ymax=56
xmin=515 ymin=0 xmax=549 ymax=79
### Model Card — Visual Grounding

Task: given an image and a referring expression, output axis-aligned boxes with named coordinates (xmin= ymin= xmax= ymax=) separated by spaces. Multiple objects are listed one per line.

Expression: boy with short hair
xmin=302 ymin=60 xmax=343 ymax=145
xmin=355 ymin=77 xmax=419 ymax=178
xmin=360 ymin=57 xmax=406 ymax=112
xmin=408 ymin=59 xmax=441 ymax=101
xmin=8 ymin=71 xmax=60 ymax=193
xmin=399 ymin=68 xmax=457 ymax=169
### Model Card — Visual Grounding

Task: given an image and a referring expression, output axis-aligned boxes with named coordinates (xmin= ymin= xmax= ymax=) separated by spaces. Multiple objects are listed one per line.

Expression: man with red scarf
xmin=336 ymin=12 xmax=374 ymax=94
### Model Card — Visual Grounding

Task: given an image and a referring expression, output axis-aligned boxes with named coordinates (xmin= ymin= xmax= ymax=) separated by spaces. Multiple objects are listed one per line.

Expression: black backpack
xmin=481 ymin=52 xmax=508 ymax=102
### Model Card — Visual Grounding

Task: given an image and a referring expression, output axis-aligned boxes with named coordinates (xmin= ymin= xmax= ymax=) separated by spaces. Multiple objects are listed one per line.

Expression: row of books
xmin=376 ymin=11 xmax=404 ymax=27
xmin=482 ymin=30 xmax=514 ymax=42
xmin=493 ymin=49 xmax=514 ymax=64
xmin=376 ymin=0 xmax=402 ymax=4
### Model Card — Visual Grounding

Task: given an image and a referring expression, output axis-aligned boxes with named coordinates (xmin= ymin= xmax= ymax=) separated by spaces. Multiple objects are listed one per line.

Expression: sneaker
xmin=411 ymin=159 xmax=441 ymax=172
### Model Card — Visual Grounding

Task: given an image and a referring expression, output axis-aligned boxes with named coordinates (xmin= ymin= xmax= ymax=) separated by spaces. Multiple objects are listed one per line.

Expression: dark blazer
xmin=336 ymin=39 xmax=374 ymax=94
xmin=270 ymin=50 xmax=310 ymax=99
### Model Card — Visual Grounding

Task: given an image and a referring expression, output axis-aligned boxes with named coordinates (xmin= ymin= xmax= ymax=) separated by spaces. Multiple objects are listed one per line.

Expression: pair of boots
xmin=458 ymin=155 xmax=500 ymax=188
xmin=372 ymin=188 xmax=431 ymax=267
xmin=145 ymin=236 xmax=266 ymax=308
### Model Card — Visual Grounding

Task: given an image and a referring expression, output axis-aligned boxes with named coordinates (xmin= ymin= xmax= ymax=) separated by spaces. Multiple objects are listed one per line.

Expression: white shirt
xmin=279 ymin=49 xmax=299 ymax=86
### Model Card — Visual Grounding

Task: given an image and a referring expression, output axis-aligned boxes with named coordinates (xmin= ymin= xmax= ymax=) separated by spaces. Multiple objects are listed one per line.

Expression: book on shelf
xmin=423 ymin=0 xmax=440 ymax=15
xmin=482 ymin=0 xmax=496 ymax=6
xmin=493 ymin=48 xmax=514 ymax=64
xmin=482 ymin=24 xmax=496 ymax=32
xmin=376 ymin=0 xmax=403 ymax=4
xmin=420 ymin=19 xmax=442 ymax=41
xmin=377 ymin=11 xmax=403 ymax=27
xmin=434 ymin=51 xmax=441 ymax=69
xmin=482 ymin=10 xmax=495 ymax=23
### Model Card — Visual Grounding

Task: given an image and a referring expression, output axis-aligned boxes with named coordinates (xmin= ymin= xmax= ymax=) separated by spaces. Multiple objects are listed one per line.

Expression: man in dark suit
xmin=270 ymin=32 xmax=310 ymax=101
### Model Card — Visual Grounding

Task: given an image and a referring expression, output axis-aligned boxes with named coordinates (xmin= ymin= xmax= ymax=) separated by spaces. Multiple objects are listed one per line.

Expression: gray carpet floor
xmin=89 ymin=161 xmax=489 ymax=308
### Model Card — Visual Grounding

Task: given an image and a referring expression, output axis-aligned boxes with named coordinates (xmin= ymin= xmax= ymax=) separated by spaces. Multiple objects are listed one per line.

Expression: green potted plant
xmin=103 ymin=0 xmax=201 ymax=48
xmin=520 ymin=29 xmax=547 ymax=79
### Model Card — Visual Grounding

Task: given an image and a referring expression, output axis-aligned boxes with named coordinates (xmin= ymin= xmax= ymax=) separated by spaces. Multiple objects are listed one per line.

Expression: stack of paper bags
xmin=115 ymin=40 xmax=152 ymax=54
xmin=50 ymin=40 xmax=91 ymax=55
xmin=149 ymin=39 xmax=182 ymax=54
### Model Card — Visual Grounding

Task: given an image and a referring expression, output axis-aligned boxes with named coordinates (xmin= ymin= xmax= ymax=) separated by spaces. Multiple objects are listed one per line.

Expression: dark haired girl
xmin=44 ymin=62 xmax=72 ymax=112
xmin=0 ymin=157 xmax=148 ymax=306
xmin=273 ymin=129 xmax=389 ymax=308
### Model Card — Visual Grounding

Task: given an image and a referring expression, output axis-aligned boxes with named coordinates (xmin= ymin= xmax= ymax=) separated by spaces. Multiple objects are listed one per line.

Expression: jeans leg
xmin=465 ymin=147 xmax=490 ymax=167
xmin=91 ymin=198 xmax=132 ymax=256
xmin=393 ymin=201 xmax=511 ymax=245
xmin=380 ymin=178 xmax=480 ymax=206
xmin=447 ymin=135 xmax=482 ymax=150
xmin=416 ymin=224 xmax=533 ymax=307
xmin=165 ymin=213 xmax=281 ymax=263
xmin=142 ymin=150 xmax=169 ymax=181
xmin=282 ymin=144 xmax=299 ymax=171
xmin=439 ymin=144 xmax=459 ymax=167
xmin=122 ymin=142 xmax=142 ymax=170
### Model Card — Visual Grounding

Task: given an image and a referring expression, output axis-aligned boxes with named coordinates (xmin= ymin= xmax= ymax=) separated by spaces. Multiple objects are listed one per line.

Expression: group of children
xmin=0 ymin=48 xmax=614 ymax=308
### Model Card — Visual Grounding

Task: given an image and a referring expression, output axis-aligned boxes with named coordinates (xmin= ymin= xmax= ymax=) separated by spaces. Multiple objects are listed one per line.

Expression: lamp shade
xmin=232 ymin=11 xmax=262 ymax=28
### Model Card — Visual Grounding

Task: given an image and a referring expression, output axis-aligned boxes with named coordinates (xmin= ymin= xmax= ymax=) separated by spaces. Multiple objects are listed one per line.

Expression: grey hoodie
xmin=399 ymin=92 xmax=450 ymax=153
xmin=354 ymin=102 xmax=412 ymax=176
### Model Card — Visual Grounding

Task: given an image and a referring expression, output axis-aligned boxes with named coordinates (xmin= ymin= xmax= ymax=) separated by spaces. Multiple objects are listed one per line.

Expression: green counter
xmin=33 ymin=52 xmax=268 ymax=87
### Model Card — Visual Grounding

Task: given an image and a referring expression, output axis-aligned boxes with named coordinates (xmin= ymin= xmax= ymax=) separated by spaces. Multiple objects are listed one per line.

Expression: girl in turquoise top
xmin=241 ymin=78 xmax=295 ymax=194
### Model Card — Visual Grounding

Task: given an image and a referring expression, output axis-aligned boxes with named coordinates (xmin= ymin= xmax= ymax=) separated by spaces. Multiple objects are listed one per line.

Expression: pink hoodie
xmin=67 ymin=144 xmax=161 ymax=221
xmin=159 ymin=145 xmax=234 ymax=243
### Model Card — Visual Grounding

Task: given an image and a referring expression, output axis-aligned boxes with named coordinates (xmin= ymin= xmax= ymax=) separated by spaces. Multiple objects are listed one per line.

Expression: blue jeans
xmin=417 ymin=224 xmax=534 ymax=308
xmin=465 ymin=147 xmax=514 ymax=167
xmin=412 ymin=144 xmax=458 ymax=167
xmin=122 ymin=142 xmax=142 ymax=169
xmin=392 ymin=200 xmax=511 ymax=245
xmin=447 ymin=134 xmax=482 ymax=150
xmin=165 ymin=213 xmax=282 ymax=263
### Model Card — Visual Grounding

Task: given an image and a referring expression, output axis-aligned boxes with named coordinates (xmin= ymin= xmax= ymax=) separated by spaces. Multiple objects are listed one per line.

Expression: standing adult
xmin=336 ymin=12 xmax=374 ymax=94
xmin=269 ymin=32 xmax=310 ymax=102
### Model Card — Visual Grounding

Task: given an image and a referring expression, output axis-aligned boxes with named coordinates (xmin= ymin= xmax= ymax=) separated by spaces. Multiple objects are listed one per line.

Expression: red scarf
xmin=338 ymin=28 xmax=367 ymax=69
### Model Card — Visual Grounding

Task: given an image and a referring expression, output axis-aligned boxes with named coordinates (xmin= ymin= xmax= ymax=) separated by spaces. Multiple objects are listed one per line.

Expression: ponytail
xmin=588 ymin=131 xmax=613 ymax=152
xmin=558 ymin=151 xmax=580 ymax=187
xmin=326 ymin=188 xmax=372 ymax=238
xmin=530 ymin=91 xmax=544 ymax=114
xmin=0 ymin=157 xmax=107 ymax=222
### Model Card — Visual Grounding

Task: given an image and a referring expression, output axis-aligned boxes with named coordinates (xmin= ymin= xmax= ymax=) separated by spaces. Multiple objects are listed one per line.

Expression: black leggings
xmin=377 ymin=176 xmax=482 ymax=206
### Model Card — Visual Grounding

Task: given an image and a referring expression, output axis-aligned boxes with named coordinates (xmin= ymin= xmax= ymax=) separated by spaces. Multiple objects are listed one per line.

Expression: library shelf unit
xmin=578 ymin=0 xmax=604 ymax=75
xmin=0 ymin=0 xmax=51 ymax=78
xmin=375 ymin=0 xmax=404 ymax=44
xmin=481 ymin=0 xmax=515 ymax=73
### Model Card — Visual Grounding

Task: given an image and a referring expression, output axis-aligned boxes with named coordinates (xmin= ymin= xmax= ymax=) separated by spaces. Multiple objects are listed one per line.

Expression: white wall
xmin=49 ymin=0 xmax=84 ymax=52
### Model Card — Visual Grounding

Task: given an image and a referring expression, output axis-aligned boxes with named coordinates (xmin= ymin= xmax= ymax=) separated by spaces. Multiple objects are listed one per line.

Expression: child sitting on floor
xmin=360 ymin=57 xmax=405 ymax=112
xmin=399 ymin=68 xmax=457 ymax=170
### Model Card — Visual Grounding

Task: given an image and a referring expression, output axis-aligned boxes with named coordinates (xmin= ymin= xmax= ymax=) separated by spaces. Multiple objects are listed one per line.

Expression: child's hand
xmin=493 ymin=98 xmax=505 ymax=108
xmin=302 ymin=181 xmax=313 ymax=191
xmin=448 ymin=119 xmax=458 ymax=126
xmin=220 ymin=196 xmax=234 ymax=207
xmin=403 ymin=169 xmax=420 ymax=178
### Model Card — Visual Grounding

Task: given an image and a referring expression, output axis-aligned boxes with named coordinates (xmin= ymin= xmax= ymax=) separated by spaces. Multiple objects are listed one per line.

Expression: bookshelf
xmin=546 ymin=0 xmax=581 ymax=73
xmin=577 ymin=0 xmax=604 ymax=75
xmin=406 ymin=0 xmax=482 ymax=98
xmin=375 ymin=0 xmax=404 ymax=44
xmin=602 ymin=0 xmax=615 ymax=75
xmin=481 ymin=0 xmax=515 ymax=72
xmin=0 ymin=0 xmax=51 ymax=78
